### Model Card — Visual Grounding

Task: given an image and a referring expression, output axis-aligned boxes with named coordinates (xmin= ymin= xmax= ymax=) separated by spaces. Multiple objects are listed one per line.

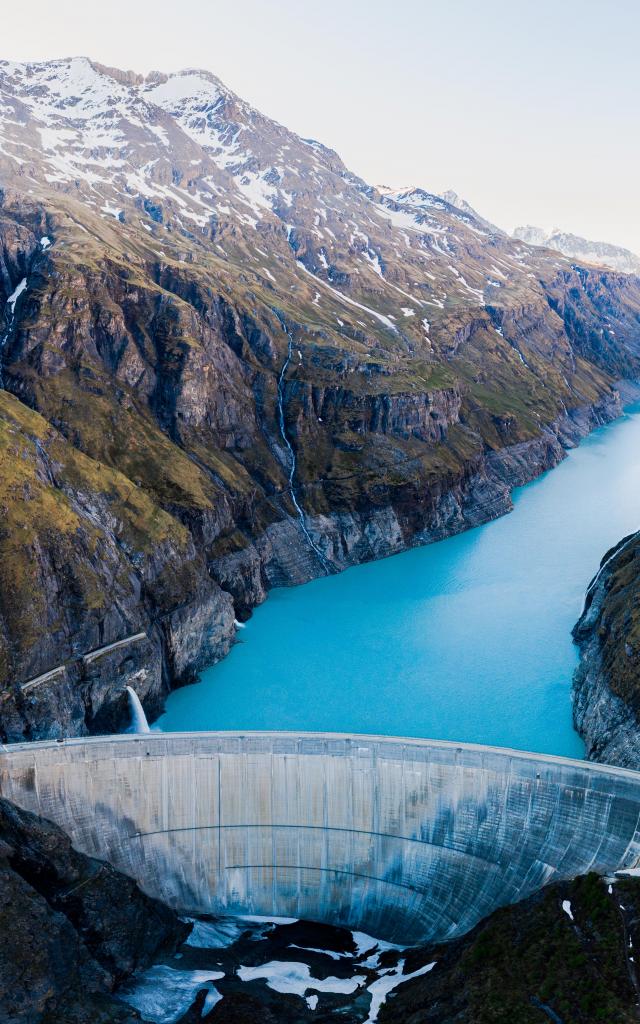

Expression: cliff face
xmin=0 ymin=796 xmax=188 ymax=1024
xmin=1 ymin=59 xmax=640 ymax=740
xmin=573 ymin=533 xmax=640 ymax=769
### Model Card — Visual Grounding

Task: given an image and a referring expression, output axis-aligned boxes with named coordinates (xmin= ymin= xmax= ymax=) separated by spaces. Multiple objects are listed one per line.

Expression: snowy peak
xmin=376 ymin=185 xmax=489 ymax=237
xmin=438 ymin=190 xmax=503 ymax=234
xmin=142 ymin=68 xmax=228 ymax=117
xmin=0 ymin=56 xmax=143 ymax=121
xmin=512 ymin=225 xmax=549 ymax=247
xmin=0 ymin=55 xmax=590 ymax=347
xmin=380 ymin=187 xmax=449 ymax=212
xmin=380 ymin=186 xmax=502 ymax=236
xmin=512 ymin=226 xmax=640 ymax=276
xmin=439 ymin=189 xmax=476 ymax=216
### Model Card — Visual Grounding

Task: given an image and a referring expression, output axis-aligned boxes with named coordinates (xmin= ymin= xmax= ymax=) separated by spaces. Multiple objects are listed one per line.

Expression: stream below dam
xmin=157 ymin=404 xmax=640 ymax=757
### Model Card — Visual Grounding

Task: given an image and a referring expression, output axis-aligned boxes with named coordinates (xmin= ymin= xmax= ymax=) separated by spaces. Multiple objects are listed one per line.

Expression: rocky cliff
xmin=573 ymin=532 xmax=640 ymax=768
xmin=0 ymin=796 xmax=189 ymax=1024
xmin=1 ymin=58 xmax=640 ymax=740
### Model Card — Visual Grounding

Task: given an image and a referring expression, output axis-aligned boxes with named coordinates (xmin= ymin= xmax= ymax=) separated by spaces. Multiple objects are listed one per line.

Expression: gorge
xmin=157 ymin=399 xmax=640 ymax=755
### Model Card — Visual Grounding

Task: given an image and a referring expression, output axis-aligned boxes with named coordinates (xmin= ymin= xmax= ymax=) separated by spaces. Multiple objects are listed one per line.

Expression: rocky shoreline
xmin=150 ymin=384 xmax=636 ymax=728
xmin=0 ymin=797 xmax=188 ymax=1023
xmin=573 ymin=528 xmax=640 ymax=770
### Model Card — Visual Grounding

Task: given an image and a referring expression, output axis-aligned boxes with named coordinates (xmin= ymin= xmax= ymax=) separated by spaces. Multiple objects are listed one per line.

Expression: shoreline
xmin=157 ymin=382 xmax=640 ymax=733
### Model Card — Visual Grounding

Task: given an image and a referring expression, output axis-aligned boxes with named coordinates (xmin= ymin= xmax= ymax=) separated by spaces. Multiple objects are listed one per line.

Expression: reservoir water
xmin=157 ymin=404 xmax=640 ymax=757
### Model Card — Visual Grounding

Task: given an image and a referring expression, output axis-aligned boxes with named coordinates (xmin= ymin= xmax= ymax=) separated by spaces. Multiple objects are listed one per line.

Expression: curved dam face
xmin=2 ymin=732 xmax=640 ymax=943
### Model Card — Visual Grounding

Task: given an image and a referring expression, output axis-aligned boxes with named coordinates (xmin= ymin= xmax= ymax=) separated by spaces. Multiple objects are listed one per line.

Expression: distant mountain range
xmin=377 ymin=193 xmax=640 ymax=279
xmin=0 ymin=57 xmax=640 ymax=741
xmin=512 ymin=225 xmax=640 ymax=275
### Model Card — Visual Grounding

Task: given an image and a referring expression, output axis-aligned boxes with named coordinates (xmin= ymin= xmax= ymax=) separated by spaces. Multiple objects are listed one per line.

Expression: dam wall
xmin=2 ymin=732 xmax=640 ymax=943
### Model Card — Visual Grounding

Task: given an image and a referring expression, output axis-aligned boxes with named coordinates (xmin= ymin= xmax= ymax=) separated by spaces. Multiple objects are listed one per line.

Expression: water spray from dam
xmin=126 ymin=686 xmax=150 ymax=733
xmin=2 ymin=731 xmax=640 ymax=944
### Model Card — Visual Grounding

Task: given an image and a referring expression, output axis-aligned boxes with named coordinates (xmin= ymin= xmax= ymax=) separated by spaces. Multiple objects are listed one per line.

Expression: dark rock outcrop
xmin=0 ymin=796 xmax=189 ymax=1024
xmin=378 ymin=873 xmax=640 ymax=1024
xmin=573 ymin=532 xmax=640 ymax=768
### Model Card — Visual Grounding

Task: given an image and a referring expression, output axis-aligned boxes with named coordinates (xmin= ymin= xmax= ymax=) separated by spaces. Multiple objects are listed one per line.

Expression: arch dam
xmin=2 ymin=731 xmax=640 ymax=944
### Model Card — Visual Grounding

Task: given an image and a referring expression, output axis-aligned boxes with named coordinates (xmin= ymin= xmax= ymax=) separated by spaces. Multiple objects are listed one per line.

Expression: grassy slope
xmin=382 ymin=874 xmax=640 ymax=1024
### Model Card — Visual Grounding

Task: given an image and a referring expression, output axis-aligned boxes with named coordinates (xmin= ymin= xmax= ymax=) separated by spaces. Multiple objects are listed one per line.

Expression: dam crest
xmin=2 ymin=732 xmax=640 ymax=943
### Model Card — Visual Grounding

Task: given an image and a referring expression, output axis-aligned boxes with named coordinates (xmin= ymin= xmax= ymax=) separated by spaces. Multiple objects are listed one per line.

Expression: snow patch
xmin=364 ymin=959 xmax=437 ymax=1023
xmin=6 ymin=278 xmax=27 ymax=313
xmin=186 ymin=917 xmax=248 ymax=949
xmin=118 ymin=965 xmax=224 ymax=1024
xmin=237 ymin=961 xmax=366 ymax=997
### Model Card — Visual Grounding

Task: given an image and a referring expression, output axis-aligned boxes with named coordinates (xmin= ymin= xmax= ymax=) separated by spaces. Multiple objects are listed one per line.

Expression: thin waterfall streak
xmin=274 ymin=314 xmax=330 ymax=573
xmin=0 ymin=276 xmax=28 ymax=389
xmin=0 ymin=307 xmax=16 ymax=390
xmin=585 ymin=533 xmax=637 ymax=603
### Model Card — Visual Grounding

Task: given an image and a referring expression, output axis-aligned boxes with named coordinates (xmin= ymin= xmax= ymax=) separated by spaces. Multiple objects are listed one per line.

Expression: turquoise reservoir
xmin=157 ymin=405 xmax=640 ymax=756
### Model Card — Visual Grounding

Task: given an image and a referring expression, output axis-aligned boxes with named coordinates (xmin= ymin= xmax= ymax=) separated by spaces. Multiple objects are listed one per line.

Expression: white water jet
xmin=126 ymin=686 xmax=150 ymax=733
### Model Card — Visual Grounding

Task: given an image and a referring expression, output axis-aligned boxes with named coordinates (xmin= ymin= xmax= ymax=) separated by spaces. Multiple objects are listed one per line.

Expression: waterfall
xmin=1 ymin=241 xmax=49 ymax=389
xmin=274 ymin=312 xmax=331 ymax=573
xmin=584 ymin=532 xmax=637 ymax=604
xmin=0 ymin=277 xmax=27 ymax=389
xmin=126 ymin=686 xmax=151 ymax=733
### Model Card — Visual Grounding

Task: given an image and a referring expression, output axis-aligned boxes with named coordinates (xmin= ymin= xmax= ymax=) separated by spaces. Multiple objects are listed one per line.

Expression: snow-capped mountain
xmin=512 ymin=225 xmax=640 ymax=276
xmin=0 ymin=56 xmax=583 ymax=349
xmin=2 ymin=57 xmax=640 ymax=735
xmin=438 ymin=190 xmax=503 ymax=234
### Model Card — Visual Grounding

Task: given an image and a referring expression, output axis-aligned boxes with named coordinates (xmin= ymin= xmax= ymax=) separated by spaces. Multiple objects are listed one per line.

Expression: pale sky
xmin=4 ymin=0 xmax=640 ymax=252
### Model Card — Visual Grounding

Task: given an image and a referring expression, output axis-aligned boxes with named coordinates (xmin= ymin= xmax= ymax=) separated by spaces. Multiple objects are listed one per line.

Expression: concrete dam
xmin=2 ymin=731 xmax=640 ymax=944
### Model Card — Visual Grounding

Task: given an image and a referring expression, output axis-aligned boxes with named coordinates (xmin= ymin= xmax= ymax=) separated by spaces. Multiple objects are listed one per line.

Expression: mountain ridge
xmin=513 ymin=224 xmax=640 ymax=276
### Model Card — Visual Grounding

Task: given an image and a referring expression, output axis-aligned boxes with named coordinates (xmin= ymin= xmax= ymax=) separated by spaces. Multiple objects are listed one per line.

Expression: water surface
xmin=158 ymin=404 xmax=640 ymax=756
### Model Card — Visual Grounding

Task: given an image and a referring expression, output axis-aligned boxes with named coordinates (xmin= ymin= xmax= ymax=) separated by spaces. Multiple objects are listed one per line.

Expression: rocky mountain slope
xmin=439 ymin=188 xmax=503 ymax=234
xmin=0 ymin=796 xmax=188 ymax=1024
xmin=513 ymin=225 xmax=640 ymax=276
xmin=1 ymin=57 xmax=640 ymax=740
xmin=573 ymin=532 xmax=640 ymax=768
